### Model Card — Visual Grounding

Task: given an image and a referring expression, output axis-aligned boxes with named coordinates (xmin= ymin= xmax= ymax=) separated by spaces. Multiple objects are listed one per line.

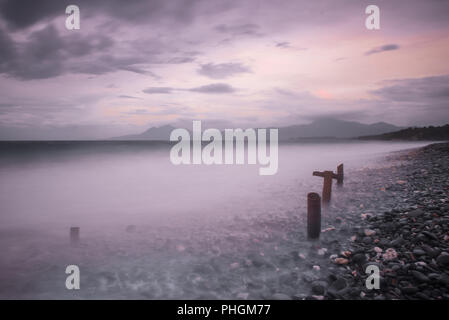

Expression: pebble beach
xmin=313 ymin=142 xmax=449 ymax=300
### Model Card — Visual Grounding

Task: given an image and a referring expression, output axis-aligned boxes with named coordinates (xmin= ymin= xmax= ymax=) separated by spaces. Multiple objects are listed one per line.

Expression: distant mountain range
xmin=113 ymin=125 xmax=176 ymax=140
xmin=359 ymin=124 xmax=449 ymax=141
xmin=111 ymin=118 xmax=403 ymax=141
xmin=277 ymin=118 xmax=401 ymax=140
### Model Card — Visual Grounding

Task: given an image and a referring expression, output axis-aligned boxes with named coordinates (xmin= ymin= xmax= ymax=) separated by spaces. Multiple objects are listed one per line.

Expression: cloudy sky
xmin=0 ymin=0 xmax=449 ymax=139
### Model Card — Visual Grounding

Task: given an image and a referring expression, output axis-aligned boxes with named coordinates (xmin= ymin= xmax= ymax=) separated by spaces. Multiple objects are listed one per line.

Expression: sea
xmin=0 ymin=140 xmax=431 ymax=299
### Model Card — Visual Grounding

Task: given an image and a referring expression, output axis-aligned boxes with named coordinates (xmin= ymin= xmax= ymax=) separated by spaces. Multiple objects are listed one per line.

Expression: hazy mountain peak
xmin=112 ymin=124 xmax=176 ymax=140
xmin=142 ymin=124 xmax=175 ymax=134
xmin=111 ymin=118 xmax=402 ymax=141
xmin=279 ymin=118 xmax=402 ymax=140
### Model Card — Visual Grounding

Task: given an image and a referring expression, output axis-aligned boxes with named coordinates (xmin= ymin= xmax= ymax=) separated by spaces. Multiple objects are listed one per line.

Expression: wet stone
xmin=311 ymin=281 xmax=328 ymax=295
xmin=413 ymin=249 xmax=426 ymax=256
xmin=436 ymin=253 xmax=449 ymax=266
xmin=330 ymin=277 xmax=347 ymax=291
xmin=352 ymin=253 xmax=366 ymax=265
xmin=362 ymin=237 xmax=372 ymax=244
xmin=409 ymin=209 xmax=424 ymax=217
xmin=411 ymin=271 xmax=430 ymax=283
xmin=390 ymin=237 xmax=404 ymax=247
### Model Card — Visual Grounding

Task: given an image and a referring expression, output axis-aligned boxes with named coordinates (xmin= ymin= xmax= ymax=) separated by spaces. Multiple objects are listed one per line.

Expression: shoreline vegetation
xmin=358 ymin=124 xmax=449 ymax=141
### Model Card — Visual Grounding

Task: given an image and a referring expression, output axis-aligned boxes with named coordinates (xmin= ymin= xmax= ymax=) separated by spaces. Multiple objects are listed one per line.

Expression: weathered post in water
xmin=337 ymin=163 xmax=344 ymax=186
xmin=313 ymin=163 xmax=344 ymax=205
xmin=312 ymin=170 xmax=334 ymax=205
xmin=70 ymin=227 xmax=80 ymax=245
xmin=307 ymin=192 xmax=321 ymax=239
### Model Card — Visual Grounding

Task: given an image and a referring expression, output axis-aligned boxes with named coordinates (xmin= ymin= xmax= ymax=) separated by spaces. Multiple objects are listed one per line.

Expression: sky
xmin=0 ymin=0 xmax=449 ymax=139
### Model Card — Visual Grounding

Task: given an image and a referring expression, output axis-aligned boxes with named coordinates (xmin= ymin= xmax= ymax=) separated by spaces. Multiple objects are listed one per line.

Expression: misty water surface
xmin=0 ymin=141 xmax=429 ymax=229
xmin=0 ymin=141 xmax=431 ymax=298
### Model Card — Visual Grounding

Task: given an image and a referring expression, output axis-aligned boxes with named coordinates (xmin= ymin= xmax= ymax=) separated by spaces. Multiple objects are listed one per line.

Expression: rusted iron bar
xmin=307 ymin=192 xmax=321 ymax=239
xmin=313 ymin=170 xmax=334 ymax=204
xmin=313 ymin=163 xmax=344 ymax=205
xmin=337 ymin=163 xmax=344 ymax=186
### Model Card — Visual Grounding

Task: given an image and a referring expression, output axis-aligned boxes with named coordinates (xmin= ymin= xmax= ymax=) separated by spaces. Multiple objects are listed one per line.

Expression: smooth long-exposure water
xmin=0 ymin=140 xmax=431 ymax=299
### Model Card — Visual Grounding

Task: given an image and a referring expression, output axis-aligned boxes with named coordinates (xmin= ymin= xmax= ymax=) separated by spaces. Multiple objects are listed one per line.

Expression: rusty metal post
xmin=322 ymin=171 xmax=333 ymax=204
xmin=70 ymin=227 xmax=80 ymax=245
xmin=337 ymin=163 xmax=344 ymax=186
xmin=313 ymin=170 xmax=334 ymax=205
xmin=307 ymin=192 xmax=321 ymax=239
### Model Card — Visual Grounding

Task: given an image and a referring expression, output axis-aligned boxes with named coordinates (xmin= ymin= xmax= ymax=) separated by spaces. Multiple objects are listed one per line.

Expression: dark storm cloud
xmin=3 ymin=0 xmax=449 ymax=33
xmin=371 ymin=75 xmax=449 ymax=103
xmin=365 ymin=44 xmax=400 ymax=56
xmin=118 ymin=95 xmax=141 ymax=99
xmin=368 ymin=75 xmax=449 ymax=125
xmin=275 ymin=41 xmax=291 ymax=48
xmin=0 ymin=0 xmax=444 ymax=82
xmin=0 ymin=0 xmax=206 ymax=80
xmin=165 ymin=56 xmax=196 ymax=64
xmin=64 ymin=33 xmax=114 ymax=57
xmin=0 ymin=0 xmax=204 ymax=30
xmin=71 ymin=54 xmax=154 ymax=77
xmin=0 ymin=25 xmax=65 ymax=79
xmin=274 ymin=41 xmax=306 ymax=51
xmin=143 ymin=87 xmax=174 ymax=94
xmin=0 ymin=27 xmax=16 ymax=67
xmin=0 ymin=103 xmax=20 ymax=115
xmin=122 ymin=104 xmax=194 ymax=117
xmin=0 ymin=24 xmax=116 ymax=79
xmin=214 ymin=23 xmax=263 ymax=37
xmin=188 ymin=83 xmax=236 ymax=94
xmin=1 ymin=0 xmax=449 ymax=139
xmin=197 ymin=63 xmax=251 ymax=79
xmin=0 ymin=22 xmax=196 ymax=80
xmin=0 ymin=0 xmax=63 ymax=29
